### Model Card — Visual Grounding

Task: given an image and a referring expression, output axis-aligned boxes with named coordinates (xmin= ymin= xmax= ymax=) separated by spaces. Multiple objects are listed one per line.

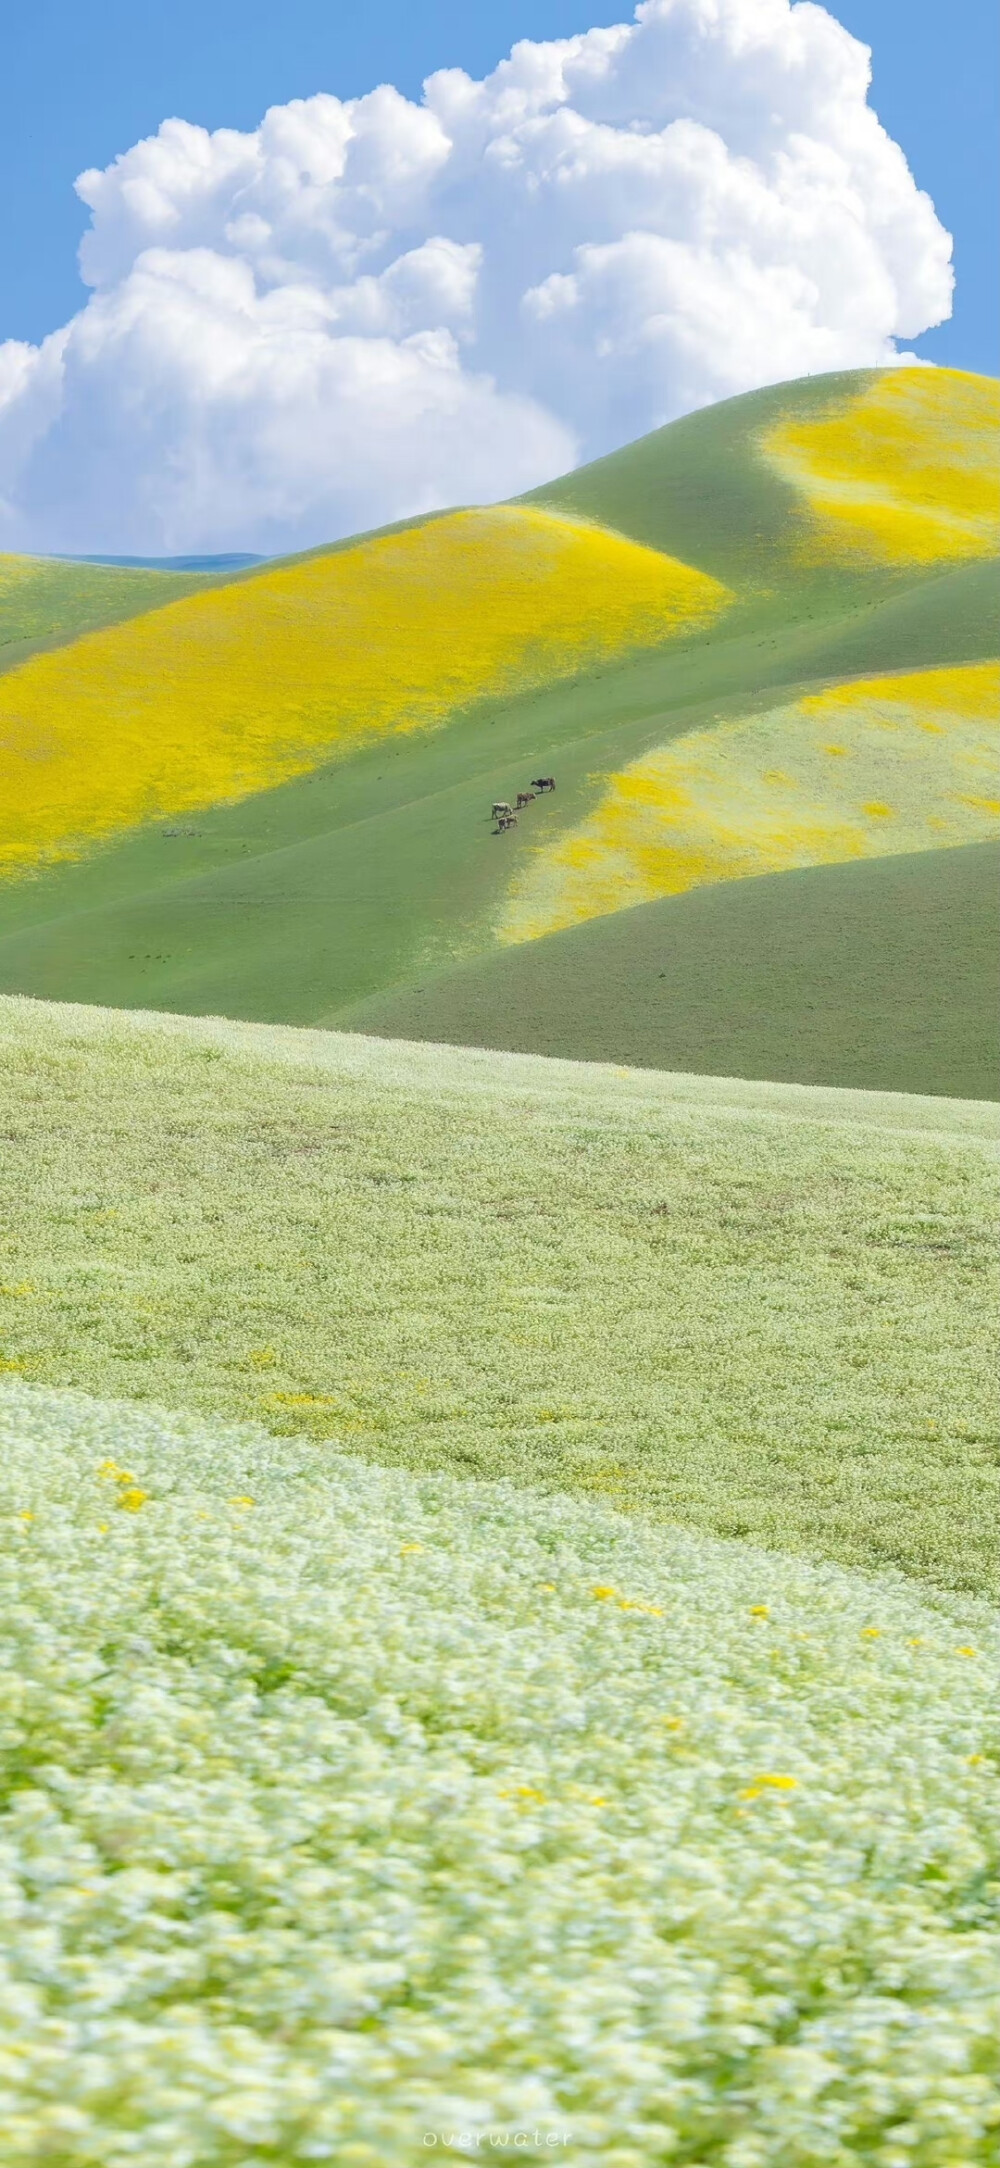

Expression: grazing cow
xmin=530 ymin=776 xmax=555 ymax=793
xmin=516 ymin=790 xmax=536 ymax=809
xmin=492 ymin=800 xmax=514 ymax=821
xmin=497 ymin=810 xmax=518 ymax=831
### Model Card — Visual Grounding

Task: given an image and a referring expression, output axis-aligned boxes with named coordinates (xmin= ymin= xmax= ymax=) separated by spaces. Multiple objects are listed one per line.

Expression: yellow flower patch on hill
xmin=499 ymin=662 xmax=1000 ymax=942
xmin=0 ymin=508 xmax=727 ymax=879
xmin=763 ymin=368 xmax=1000 ymax=565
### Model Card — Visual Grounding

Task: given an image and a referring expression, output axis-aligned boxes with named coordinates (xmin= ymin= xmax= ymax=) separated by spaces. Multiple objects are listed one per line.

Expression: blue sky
xmin=1 ymin=2 xmax=995 ymax=555
xmin=4 ymin=0 xmax=997 ymax=371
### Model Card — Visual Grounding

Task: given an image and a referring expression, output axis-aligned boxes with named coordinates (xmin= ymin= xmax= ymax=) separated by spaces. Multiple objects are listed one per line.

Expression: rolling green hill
xmin=2 ymin=991 xmax=997 ymax=1594
xmin=0 ymin=365 xmax=996 ymax=1092
xmin=344 ymin=841 xmax=1000 ymax=1100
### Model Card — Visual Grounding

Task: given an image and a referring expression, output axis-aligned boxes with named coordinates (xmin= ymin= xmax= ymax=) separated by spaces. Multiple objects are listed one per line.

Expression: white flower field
xmin=0 ymin=1381 xmax=996 ymax=2166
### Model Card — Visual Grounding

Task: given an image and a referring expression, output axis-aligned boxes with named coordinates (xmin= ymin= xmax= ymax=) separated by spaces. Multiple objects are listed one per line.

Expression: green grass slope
xmin=2 ymin=995 xmax=997 ymax=1596
xmin=522 ymin=367 xmax=874 ymax=575
xmin=0 ymin=370 xmax=996 ymax=1091
xmin=2 ymin=1374 xmax=996 ymax=2166
xmin=343 ymin=841 xmax=1000 ymax=1100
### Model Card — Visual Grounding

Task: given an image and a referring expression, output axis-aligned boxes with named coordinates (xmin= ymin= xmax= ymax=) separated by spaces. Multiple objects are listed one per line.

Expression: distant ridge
xmin=54 ymin=551 xmax=266 ymax=572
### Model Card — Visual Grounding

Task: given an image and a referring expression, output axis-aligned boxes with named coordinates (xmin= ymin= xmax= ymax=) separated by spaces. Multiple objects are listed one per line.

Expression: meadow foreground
xmin=0 ymin=996 xmax=997 ymax=2162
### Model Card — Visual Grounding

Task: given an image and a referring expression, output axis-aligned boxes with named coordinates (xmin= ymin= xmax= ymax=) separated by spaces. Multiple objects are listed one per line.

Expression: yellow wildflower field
xmin=0 ymin=507 xmax=727 ymax=879
xmin=499 ymin=661 xmax=1000 ymax=942
xmin=763 ymin=367 xmax=1000 ymax=564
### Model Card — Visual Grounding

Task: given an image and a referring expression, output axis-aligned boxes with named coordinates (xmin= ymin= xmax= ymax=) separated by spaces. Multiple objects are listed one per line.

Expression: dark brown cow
xmin=530 ymin=776 xmax=555 ymax=793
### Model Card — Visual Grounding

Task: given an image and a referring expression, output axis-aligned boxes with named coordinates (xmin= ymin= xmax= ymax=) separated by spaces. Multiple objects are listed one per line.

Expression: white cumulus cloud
xmin=0 ymin=0 xmax=953 ymax=555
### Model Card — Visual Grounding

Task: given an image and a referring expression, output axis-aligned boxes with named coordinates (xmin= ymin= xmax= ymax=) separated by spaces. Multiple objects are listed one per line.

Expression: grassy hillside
xmin=344 ymin=840 xmax=1000 ymax=1099
xmin=1 ymin=995 xmax=997 ymax=1596
xmin=0 ymin=367 xmax=996 ymax=1089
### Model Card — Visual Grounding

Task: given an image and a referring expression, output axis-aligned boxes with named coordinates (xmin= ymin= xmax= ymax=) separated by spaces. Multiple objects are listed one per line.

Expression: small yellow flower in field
xmin=516 ymin=1786 xmax=545 ymax=1802
xmin=660 ymin=1716 xmax=684 ymax=1733
xmin=117 ymin=1486 xmax=148 ymax=1512
xmin=590 ymin=1795 xmax=607 ymax=1806
xmin=249 ymin=1347 xmax=276 ymax=1368
xmin=229 ymin=1496 xmax=254 ymax=1508
xmin=741 ymin=1775 xmax=798 ymax=1801
xmin=956 ymin=1646 xmax=977 ymax=1658
xmin=823 ymin=744 xmax=848 ymax=757
xmin=399 ymin=1543 xmax=424 ymax=1555
xmin=97 ymin=1523 xmax=108 ymax=1534
xmin=1 ymin=1282 xmax=35 ymax=1296
xmin=540 ymin=1583 xmax=556 ymax=1592
xmin=592 ymin=1585 xmax=617 ymax=1601
xmin=749 ymin=1605 xmax=770 ymax=1619
xmin=861 ymin=1628 xmax=882 ymax=1639
xmin=19 ymin=1510 xmax=33 ymax=1522
xmin=0 ymin=1357 xmax=25 ymax=1373
xmin=968 ymin=1755 xmax=985 ymax=1767
xmin=99 ymin=1460 xmax=151 ymax=1511
xmin=863 ymin=801 xmax=893 ymax=819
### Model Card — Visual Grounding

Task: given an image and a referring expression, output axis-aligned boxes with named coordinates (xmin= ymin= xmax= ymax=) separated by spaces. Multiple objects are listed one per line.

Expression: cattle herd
xmin=492 ymin=777 xmax=555 ymax=832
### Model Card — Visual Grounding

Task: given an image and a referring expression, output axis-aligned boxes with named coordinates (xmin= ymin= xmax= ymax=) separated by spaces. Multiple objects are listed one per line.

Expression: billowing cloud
xmin=0 ymin=0 xmax=953 ymax=555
